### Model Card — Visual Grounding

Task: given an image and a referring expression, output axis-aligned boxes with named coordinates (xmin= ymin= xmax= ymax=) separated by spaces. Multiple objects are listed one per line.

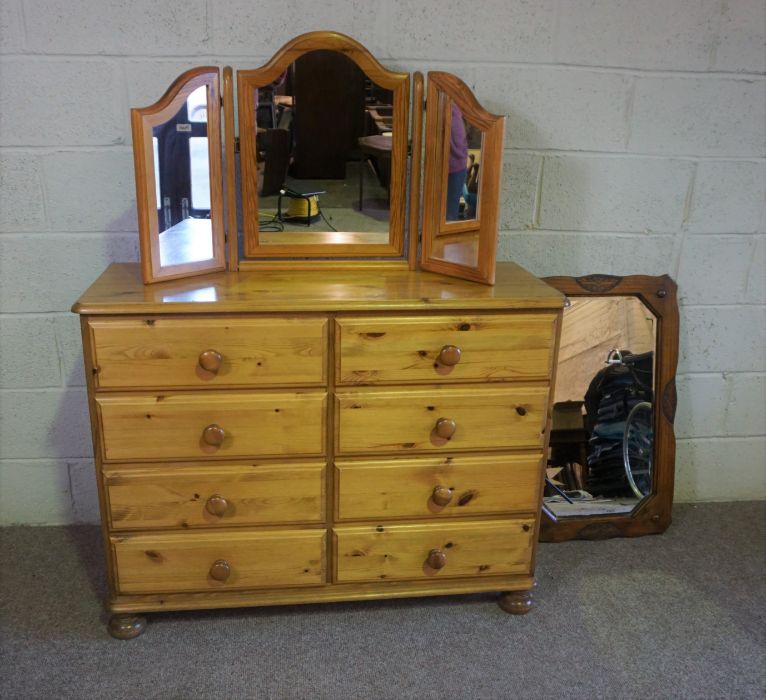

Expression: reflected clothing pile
xmin=584 ymin=351 xmax=653 ymax=496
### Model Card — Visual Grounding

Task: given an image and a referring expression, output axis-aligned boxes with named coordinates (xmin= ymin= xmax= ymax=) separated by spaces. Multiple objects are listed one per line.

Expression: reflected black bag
xmin=584 ymin=351 xmax=653 ymax=435
xmin=584 ymin=350 xmax=653 ymax=496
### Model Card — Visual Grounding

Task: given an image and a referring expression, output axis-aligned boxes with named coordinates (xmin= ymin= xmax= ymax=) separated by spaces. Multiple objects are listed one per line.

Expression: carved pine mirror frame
xmin=539 ymin=274 xmax=679 ymax=542
xmin=131 ymin=67 xmax=226 ymax=284
xmin=237 ymin=32 xmax=410 ymax=261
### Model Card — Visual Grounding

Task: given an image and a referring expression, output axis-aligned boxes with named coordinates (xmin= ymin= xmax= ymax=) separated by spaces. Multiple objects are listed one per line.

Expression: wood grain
xmin=73 ymin=259 xmax=563 ymax=625
xmin=112 ymin=529 xmax=326 ymax=594
xmin=408 ymin=71 xmax=425 ymax=270
xmin=222 ymin=66 xmax=238 ymax=272
xmin=109 ymin=574 xmax=535 ymax=614
xmin=335 ymin=385 xmax=549 ymax=454
xmin=89 ymin=316 xmax=327 ymax=389
xmin=335 ymin=453 xmax=543 ymax=521
xmin=334 ymin=519 xmax=534 ymax=583
xmin=71 ymin=262 xmax=564 ymax=315
xmin=106 ymin=462 xmax=325 ymax=530
xmin=336 ymin=313 xmax=556 ymax=385
xmin=97 ymin=390 xmax=326 ymax=461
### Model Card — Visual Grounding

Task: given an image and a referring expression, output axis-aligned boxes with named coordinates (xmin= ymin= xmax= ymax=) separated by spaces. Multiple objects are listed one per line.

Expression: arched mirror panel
xmin=237 ymin=32 xmax=410 ymax=260
xmin=131 ymin=67 xmax=225 ymax=284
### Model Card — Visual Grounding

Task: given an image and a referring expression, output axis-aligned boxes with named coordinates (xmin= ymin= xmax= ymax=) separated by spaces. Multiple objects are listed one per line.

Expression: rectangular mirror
xmin=540 ymin=275 xmax=679 ymax=541
xmin=237 ymin=32 xmax=409 ymax=260
xmin=420 ymin=72 xmax=504 ymax=285
xmin=131 ymin=67 xmax=225 ymax=284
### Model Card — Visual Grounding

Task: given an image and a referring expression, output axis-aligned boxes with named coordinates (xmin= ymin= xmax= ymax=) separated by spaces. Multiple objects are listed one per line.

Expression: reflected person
xmin=446 ymin=102 xmax=468 ymax=221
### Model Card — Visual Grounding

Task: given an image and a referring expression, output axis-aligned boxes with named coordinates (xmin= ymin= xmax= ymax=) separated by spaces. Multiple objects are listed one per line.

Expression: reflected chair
xmin=358 ymin=134 xmax=392 ymax=211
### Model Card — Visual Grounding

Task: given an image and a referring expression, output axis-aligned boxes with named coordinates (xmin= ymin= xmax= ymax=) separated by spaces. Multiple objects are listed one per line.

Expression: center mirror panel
xmin=237 ymin=32 xmax=410 ymax=259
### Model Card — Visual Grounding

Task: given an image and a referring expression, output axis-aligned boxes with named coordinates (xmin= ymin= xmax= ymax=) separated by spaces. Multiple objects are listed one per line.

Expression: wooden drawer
xmin=97 ymin=391 xmax=325 ymax=461
xmin=334 ymin=519 xmax=534 ymax=583
xmin=105 ymin=462 xmax=325 ymax=530
xmin=335 ymin=454 xmax=542 ymax=521
xmin=336 ymin=385 xmax=548 ymax=454
xmin=336 ymin=313 xmax=556 ymax=385
xmin=112 ymin=529 xmax=326 ymax=594
xmin=89 ymin=317 xmax=327 ymax=389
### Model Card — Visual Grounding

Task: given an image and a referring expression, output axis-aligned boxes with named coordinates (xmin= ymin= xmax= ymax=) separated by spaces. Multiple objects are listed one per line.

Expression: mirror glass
xmin=443 ymin=102 xmax=483 ymax=224
xmin=252 ymin=50 xmax=392 ymax=244
xmin=152 ymin=84 xmax=215 ymax=267
xmin=545 ymin=296 xmax=656 ymax=518
xmin=238 ymin=35 xmax=410 ymax=260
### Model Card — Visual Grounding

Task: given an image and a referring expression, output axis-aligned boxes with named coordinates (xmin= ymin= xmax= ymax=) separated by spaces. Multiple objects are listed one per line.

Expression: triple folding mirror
xmin=131 ymin=32 xmax=504 ymax=284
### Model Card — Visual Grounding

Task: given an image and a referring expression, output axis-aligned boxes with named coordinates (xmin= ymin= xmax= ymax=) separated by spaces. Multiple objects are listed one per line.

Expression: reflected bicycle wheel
xmin=623 ymin=401 xmax=653 ymax=499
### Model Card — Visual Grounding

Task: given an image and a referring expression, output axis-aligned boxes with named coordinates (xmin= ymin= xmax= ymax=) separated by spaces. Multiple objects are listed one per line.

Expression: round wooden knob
xmin=202 ymin=424 xmax=225 ymax=446
xmin=205 ymin=494 xmax=229 ymax=517
xmin=209 ymin=559 xmax=231 ymax=582
xmin=198 ymin=349 xmax=223 ymax=373
xmin=437 ymin=344 xmax=462 ymax=366
xmin=426 ymin=548 xmax=447 ymax=569
xmin=434 ymin=417 xmax=457 ymax=439
xmin=431 ymin=485 xmax=453 ymax=507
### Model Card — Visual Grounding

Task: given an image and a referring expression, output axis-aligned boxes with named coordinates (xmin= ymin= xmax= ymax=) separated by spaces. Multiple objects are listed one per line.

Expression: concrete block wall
xmin=1 ymin=0 xmax=764 ymax=524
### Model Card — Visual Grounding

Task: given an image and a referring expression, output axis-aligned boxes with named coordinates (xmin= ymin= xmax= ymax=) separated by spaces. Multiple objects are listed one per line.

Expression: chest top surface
xmin=72 ymin=262 xmax=564 ymax=315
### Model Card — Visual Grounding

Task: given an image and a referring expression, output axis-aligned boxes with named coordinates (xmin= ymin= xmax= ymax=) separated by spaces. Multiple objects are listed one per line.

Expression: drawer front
xmin=89 ymin=317 xmax=327 ymax=388
xmin=98 ymin=391 xmax=325 ymax=461
xmin=335 ymin=454 xmax=542 ymax=521
xmin=336 ymin=385 xmax=548 ymax=454
xmin=334 ymin=519 xmax=534 ymax=583
xmin=113 ymin=529 xmax=326 ymax=594
xmin=336 ymin=314 xmax=556 ymax=385
xmin=106 ymin=462 xmax=325 ymax=530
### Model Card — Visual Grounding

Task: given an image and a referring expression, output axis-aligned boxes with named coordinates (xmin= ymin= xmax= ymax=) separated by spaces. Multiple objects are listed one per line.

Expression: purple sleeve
xmin=448 ymin=102 xmax=468 ymax=174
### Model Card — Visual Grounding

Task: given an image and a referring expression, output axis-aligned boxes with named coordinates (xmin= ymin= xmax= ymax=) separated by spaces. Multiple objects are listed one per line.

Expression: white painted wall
xmin=1 ymin=0 xmax=764 ymax=524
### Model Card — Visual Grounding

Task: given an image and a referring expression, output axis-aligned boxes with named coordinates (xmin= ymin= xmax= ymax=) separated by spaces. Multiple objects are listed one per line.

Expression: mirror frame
xmin=420 ymin=71 xmax=505 ymax=285
xmin=237 ymin=31 xmax=410 ymax=260
xmin=131 ymin=66 xmax=226 ymax=284
xmin=539 ymin=274 xmax=679 ymax=542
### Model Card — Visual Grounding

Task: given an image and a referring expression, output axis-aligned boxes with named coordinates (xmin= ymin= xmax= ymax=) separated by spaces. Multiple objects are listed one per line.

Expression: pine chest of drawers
xmin=73 ymin=262 xmax=563 ymax=638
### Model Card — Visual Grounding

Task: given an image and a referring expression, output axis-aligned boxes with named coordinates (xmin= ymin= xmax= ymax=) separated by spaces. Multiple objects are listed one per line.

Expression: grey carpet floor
xmin=1 ymin=502 xmax=764 ymax=700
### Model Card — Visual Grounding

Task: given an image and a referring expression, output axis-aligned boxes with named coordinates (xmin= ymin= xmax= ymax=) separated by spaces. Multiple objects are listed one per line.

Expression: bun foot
xmin=498 ymin=589 xmax=533 ymax=615
xmin=108 ymin=614 xmax=147 ymax=640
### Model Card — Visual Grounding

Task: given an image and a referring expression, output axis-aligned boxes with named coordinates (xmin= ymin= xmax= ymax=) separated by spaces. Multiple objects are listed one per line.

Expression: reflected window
xmin=152 ymin=137 xmax=160 ymax=207
xmin=186 ymin=85 xmax=207 ymax=123
xmin=189 ymin=137 xmax=211 ymax=210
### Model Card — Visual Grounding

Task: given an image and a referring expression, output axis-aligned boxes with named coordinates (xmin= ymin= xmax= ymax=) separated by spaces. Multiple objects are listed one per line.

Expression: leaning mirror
xmin=420 ymin=72 xmax=504 ymax=285
xmin=237 ymin=32 xmax=410 ymax=260
xmin=131 ymin=67 xmax=226 ymax=284
xmin=540 ymin=275 xmax=679 ymax=541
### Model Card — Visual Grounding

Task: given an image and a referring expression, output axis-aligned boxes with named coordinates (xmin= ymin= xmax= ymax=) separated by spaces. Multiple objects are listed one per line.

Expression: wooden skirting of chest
xmin=74 ymin=263 xmax=563 ymax=635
